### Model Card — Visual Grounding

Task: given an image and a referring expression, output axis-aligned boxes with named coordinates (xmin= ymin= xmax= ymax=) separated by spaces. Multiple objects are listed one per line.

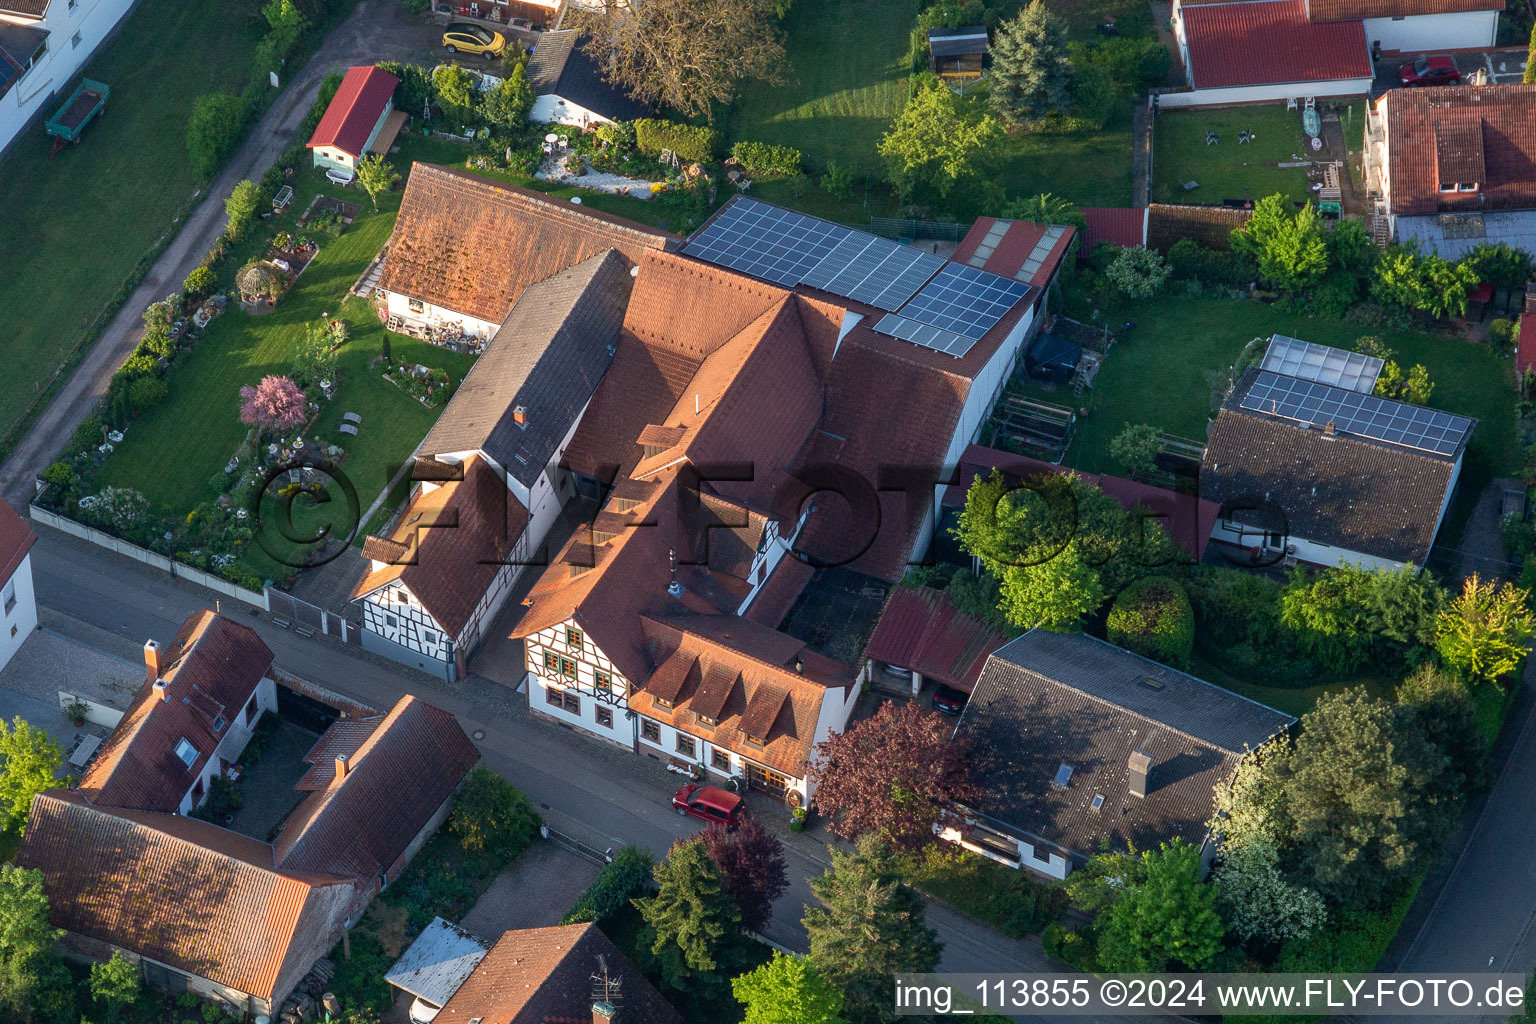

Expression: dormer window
xmin=655 ymin=697 xmax=673 ymax=710
xmin=175 ymin=738 xmax=197 ymax=768
xmin=698 ymin=715 xmax=718 ymax=727
xmin=1440 ymin=181 xmax=1479 ymax=193
xmin=744 ymin=733 xmax=765 ymax=749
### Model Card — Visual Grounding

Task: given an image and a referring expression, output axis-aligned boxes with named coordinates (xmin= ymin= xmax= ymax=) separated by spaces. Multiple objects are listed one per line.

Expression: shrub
xmin=730 ymin=140 xmax=802 ymax=178
xmin=1491 ymin=318 xmax=1520 ymax=353
xmin=186 ymin=92 xmax=250 ymax=179
xmin=138 ymin=328 xmax=175 ymax=360
xmin=128 ymin=377 xmax=169 ymax=413
xmin=447 ymin=767 xmax=541 ymax=865
xmin=183 ymin=265 xmax=218 ymax=298
xmin=41 ymin=462 xmax=76 ymax=493
xmin=821 ymin=160 xmax=853 ymax=199
xmin=1043 ymin=923 xmax=1098 ymax=971
xmin=633 ymin=118 xmax=718 ymax=163
xmin=1107 ymin=577 xmax=1195 ymax=668
xmin=68 ymin=417 xmax=103 ymax=458
xmin=560 ymin=845 xmax=655 ymax=923
xmin=1106 ymin=246 xmax=1171 ymax=298
xmin=118 ymin=354 xmax=160 ymax=380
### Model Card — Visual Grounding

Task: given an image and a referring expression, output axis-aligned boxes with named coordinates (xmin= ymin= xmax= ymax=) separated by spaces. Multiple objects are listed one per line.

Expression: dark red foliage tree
xmin=699 ymin=817 xmax=788 ymax=933
xmin=807 ymin=700 xmax=980 ymax=850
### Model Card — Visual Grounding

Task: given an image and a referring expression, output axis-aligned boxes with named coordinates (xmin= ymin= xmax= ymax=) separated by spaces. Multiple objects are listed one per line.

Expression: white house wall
xmin=1209 ymin=519 xmax=1410 ymax=572
xmin=176 ymin=674 xmax=277 ymax=816
xmin=0 ymin=0 xmax=135 ymax=159
xmin=530 ymin=95 xmax=614 ymax=129
xmin=1362 ymin=10 xmax=1496 ymax=52
xmin=0 ymin=551 xmax=37 ymax=673
xmin=1157 ymin=80 xmax=1374 ymax=108
xmin=381 ymin=291 xmax=501 ymax=339
xmin=936 ymin=818 xmax=1072 ymax=879
xmin=524 ymin=622 xmax=632 ymax=749
xmin=362 ymin=583 xmax=453 ymax=676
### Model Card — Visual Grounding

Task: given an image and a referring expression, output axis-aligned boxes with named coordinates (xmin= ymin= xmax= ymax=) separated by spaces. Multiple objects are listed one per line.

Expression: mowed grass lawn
xmin=723 ymin=0 xmax=917 ymax=176
xmin=1151 ymin=106 xmax=1316 ymax=206
xmin=93 ymin=161 xmax=474 ymax=581
xmin=996 ymin=103 xmax=1136 ymax=207
xmin=0 ymin=0 xmax=263 ymax=447
xmin=1030 ymin=297 xmax=1520 ymax=537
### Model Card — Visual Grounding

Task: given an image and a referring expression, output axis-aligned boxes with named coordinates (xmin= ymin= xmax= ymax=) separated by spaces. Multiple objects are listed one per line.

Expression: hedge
xmin=1106 ymin=577 xmax=1195 ymax=669
xmin=730 ymin=140 xmax=802 ymax=179
xmin=633 ymin=118 xmax=718 ymax=164
xmin=560 ymin=845 xmax=655 ymax=924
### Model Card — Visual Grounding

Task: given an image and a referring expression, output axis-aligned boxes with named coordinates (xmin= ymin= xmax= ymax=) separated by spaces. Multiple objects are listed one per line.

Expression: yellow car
xmin=442 ymin=23 xmax=505 ymax=58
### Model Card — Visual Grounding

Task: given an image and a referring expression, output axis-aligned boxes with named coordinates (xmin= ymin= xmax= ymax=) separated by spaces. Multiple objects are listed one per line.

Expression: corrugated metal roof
xmin=385 ymin=917 xmax=490 ymax=1006
xmin=864 ymin=587 xmax=1012 ymax=692
xmin=1080 ymin=207 xmax=1146 ymax=252
xmin=1183 ymin=0 xmax=1371 ymax=88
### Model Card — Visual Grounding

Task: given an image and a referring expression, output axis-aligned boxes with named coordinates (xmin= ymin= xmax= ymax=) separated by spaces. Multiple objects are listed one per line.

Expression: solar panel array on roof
xmin=898 ymin=263 xmax=1031 ymax=341
xmin=871 ymin=313 xmax=976 ymax=356
xmin=1240 ymin=370 xmax=1473 ymax=457
xmin=682 ymin=199 xmax=850 ymax=286
xmin=1261 ymin=335 xmax=1383 ymax=393
xmin=801 ymin=233 xmax=948 ymax=310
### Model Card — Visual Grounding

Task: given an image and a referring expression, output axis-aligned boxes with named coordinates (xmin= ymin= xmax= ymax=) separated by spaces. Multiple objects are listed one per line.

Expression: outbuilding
xmin=306 ymin=65 xmax=402 ymax=176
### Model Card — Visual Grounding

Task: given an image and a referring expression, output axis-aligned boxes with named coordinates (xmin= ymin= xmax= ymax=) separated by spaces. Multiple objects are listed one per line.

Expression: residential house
xmin=371 ymin=163 xmax=675 ymax=339
xmin=1201 ymin=336 xmax=1477 ymax=570
xmin=18 ymin=688 xmax=478 ymax=1015
xmin=927 ymin=27 xmax=988 ymax=83
xmin=1363 ymin=83 xmax=1536 ymax=257
xmin=0 ymin=495 xmax=37 ymax=672
xmin=526 ymin=30 xmax=649 ymax=127
xmin=306 ymin=64 xmax=402 ymax=175
xmin=434 ymin=923 xmax=684 ymax=1024
xmin=943 ymin=630 xmax=1294 ymax=879
xmin=1168 ymin=0 xmax=1375 ymax=107
xmin=352 ymin=248 xmax=632 ymax=679
xmin=863 ymin=585 xmax=1012 ymax=701
xmin=0 ymin=0 xmax=133 ymax=157
xmin=78 ymin=610 xmax=278 ymax=816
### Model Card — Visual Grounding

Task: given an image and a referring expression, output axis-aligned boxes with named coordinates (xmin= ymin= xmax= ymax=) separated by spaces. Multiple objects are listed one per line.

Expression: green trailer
xmin=44 ymin=78 xmax=109 ymax=155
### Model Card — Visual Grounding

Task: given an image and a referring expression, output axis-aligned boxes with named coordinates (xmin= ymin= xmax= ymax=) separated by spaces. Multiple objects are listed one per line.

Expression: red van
xmin=671 ymin=784 xmax=744 ymax=829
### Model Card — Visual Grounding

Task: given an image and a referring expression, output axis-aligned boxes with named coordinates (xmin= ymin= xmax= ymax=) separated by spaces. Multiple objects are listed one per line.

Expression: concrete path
xmin=458 ymin=841 xmax=601 ymax=939
xmin=0 ymin=0 xmax=441 ymax=510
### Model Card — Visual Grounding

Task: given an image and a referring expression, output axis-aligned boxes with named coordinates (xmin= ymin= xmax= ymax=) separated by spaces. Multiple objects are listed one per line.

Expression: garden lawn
xmin=1190 ymin=648 xmax=1395 ymax=718
xmin=0 ymin=0 xmax=263 ymax=451
xmin=1028 ymin=296 xmax=1520 ymax=543
xmin=92 ymin=162 xmax=473 ymax=582
xmin=1151 ymin=106 xmax=1313 ymax=206
xmin=995 ymin=104 xmax=1136 ymax=207
xmin=722 ymin=0 xmax=917 ymax=177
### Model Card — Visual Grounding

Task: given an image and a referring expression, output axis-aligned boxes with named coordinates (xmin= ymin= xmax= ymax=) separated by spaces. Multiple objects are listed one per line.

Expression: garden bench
xmin=339 ymin=423 xmax=358 ymax=436
xmin=342 ymin=412 xmax=361 ymax=424
xmin=326 ymin=166 xmax=355 ymax=186
xmin=271 ymin=617 xmax=291 ymax=629
xmin=294 ymin=625 xmax=317 ymax=639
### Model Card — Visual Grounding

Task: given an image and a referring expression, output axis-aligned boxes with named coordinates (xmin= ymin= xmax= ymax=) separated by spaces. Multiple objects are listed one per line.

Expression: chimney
xmin=334 ymin=753 xmax=350 ymax=782
xmin=1323 ymin=420 xmax=1336 ymax=437
xmin=513 ymin=405 xmax=528 ymax=427
xmin=144 ymin=639 xmax=164 ymax=685
xmin=592 ymin=1002 xmax=617 ymax=1024
xmin=794 ymin=657 xmax=804 ymax=674
xmin=1128 ymin=750 xmax=1152 ymax=799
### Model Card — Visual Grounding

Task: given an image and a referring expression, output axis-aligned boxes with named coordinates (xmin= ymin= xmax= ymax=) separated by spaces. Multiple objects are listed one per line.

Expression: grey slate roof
xmin=957 ymin=630 xmax=1293 ymax=859
xmin=527 ymin=30 xmax=651 ymax=123
xmin=1200 ymin=366 xmax=1470 ymax=566
xmin=419 ymin=248 xmax=632 ymax=487
xmin=385 ymin=917 xmax=489 ymax=1007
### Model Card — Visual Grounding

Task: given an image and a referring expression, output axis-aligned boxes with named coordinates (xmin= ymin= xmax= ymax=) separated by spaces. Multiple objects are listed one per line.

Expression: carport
xmin=384 ymin=917 xmax=490 ymax=1019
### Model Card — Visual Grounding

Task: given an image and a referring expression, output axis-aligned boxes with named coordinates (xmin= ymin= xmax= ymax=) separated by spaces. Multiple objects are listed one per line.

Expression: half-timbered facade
xmin=523 ymin=621 xmax=632 ymax=748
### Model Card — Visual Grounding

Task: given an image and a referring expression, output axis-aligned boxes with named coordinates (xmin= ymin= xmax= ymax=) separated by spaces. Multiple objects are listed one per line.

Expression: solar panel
xmin=802 ymin=235 xmax=946 ymax=310
xmin=682 ymin=199 xmax=850 ymax=287
xmin=1261 ymin=335 xmax=1383 ymax=394
xmin=871 ymin=313 xmax=976 ymax=357
xmin=1239 ymin=370 xmax=1473 ymax=457
xmin=898 ymin=263 xmax=1030 ymax=341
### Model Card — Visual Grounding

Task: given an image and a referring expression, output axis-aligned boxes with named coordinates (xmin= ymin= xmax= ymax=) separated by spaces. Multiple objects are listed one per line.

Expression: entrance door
xmin=745 ymin=762 xmax=789 ymax=797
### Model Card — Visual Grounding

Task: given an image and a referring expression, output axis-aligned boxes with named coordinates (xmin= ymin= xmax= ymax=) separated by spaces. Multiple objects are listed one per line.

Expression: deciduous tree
xmin=480 ymin=60 xmax=534 ymax=132
xmin=0 ymin=718 xmax=62 ymax=832
xmin=432 ymin=63 xmax=477 ymax=124
xmin=0 ymin=865 xmax=67 ymax=1022
xmin=448 ymin=766 xmax=541 ymax=864
xmin=354 ymin=154 xmax=396 ymax=211
xmin=1230 ymin=195 xmax=1327 ymax=291
xmin=878 ymin=74 xmax=1002 ymax=197
xmin=1095 ymin=840 xmax=1224 ymax=971
xmin=1212 ymin=835 xmax=1325 ymax=944
xmin=1000 ymin=192 xmax=1085 ymax=229
xmin=578 ymin=0 xmax=785 ymax=121
xmin=988 ymin=0 xmax=1073 ymax=127
xmin=1435 ymin=574 xmax=1536 ymax=685
xmin=804 ymin=838 xmax=942 ymax=1023
xmin=733 ymin=952 xmax=845 ymax=1024
xmin=808 ymin=700 xmax=979 ymax=850
xmin=1105 ymin=245 xmax=1171 ymax=298
xmin=1109 ymin=423 xmax=1160 ymax=477
xmin=224 ymin=179 xmax=263 ymax=241
xmin=89 ymin=951 xmax=141 ymax=1024
xmin=238 ymin=375 xmax=307 ymax=433
xmin=700 ymin=817 xmax=788 ymax=933
xmin=997 ymin=539 xmax=1104 ymax=631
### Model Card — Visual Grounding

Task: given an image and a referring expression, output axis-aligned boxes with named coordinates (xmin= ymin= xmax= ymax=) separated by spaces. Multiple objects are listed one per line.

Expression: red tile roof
xmin=274 ymin=695 xmax=479 ymax=882
xmin=0 ymin=495 xmax=35 ymax=585
xmin=864 ymin=586 xmax=1013 ymax=692
xmin=437 ymin=923 xmax=683 ymax=1024
xmin=352 ymin=456 xmax=529 ymax=638
xmin=1306 ymin=0 xmax=1500 ymax=19
xmin=307 ymin=65 xmax=399 ymax=158
xmin=1377 ymin=85 xmax=1536 ymax=216
xmin=942 ymin=444 xmax=1220 ymax=561
xmin=1081 ymin=207 xmax=1147 ymax=253
xmin=1519 ymin=312 xmax=1536 ymax=375
xmin=953 ymin=218 xmax=1077 ymax=289
xmin=18 ymin=791 xmax=354 ymax=1003
xmin=377 ymin=164 xmax=675 ymax=326
xmin=1182 ymin=0 xmax=1371 ymax=89
xmin=80 ymin=611 xmax=274 ymax=812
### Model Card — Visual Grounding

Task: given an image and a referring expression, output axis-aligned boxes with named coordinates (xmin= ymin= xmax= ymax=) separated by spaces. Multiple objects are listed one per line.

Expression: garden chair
xmin=1206 ymin=131 xmax=1219 ymax=146
xmin=343 ymin=411 xmax=362 ymax=425
xmin=1238 ymin=129 xmax=1254 ymax=144
xmin=340 ymin=423 xmax=358 ymax=436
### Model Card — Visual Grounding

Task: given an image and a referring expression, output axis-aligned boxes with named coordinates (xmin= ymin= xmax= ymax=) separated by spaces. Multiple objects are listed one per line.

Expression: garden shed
xmin=927 ymin=26 xmax=988 ymax=81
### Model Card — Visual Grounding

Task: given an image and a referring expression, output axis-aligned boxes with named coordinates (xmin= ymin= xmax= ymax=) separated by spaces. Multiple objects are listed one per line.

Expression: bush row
xmin=730 ymin=140 xmax=802 ymax=178
xmin=633 ymin=118 xmax=718 ymax=163
xmin=560 ymin=845 xmax=655 ymax=924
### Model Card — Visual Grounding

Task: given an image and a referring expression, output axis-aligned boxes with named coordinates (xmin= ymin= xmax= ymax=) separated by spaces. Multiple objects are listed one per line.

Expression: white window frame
xmin=174 ymin=738 xmax=197 ymax=768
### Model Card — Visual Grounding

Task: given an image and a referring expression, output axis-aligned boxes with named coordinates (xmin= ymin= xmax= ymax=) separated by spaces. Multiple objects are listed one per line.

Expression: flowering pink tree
xmin=238 ymin=375 xmax=307 ymax=433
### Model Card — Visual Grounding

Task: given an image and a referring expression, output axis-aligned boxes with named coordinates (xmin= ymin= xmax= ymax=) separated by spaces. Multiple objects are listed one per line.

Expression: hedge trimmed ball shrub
xmin=1106 ymin=577 xmax=1194 ymax=669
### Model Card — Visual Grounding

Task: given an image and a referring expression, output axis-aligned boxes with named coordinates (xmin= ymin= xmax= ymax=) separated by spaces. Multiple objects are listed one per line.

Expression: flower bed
xmin=383 ymin=363 xmax=456 ymax=408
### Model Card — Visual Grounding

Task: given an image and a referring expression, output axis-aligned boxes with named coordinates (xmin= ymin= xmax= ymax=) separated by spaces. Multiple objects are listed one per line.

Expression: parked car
xmin=409 ymin=996 xmax=442 ymax=1024
xmin=443 ymin=23 xmax=505 ymax=57
xmin=931 ymin=685 xmax=968 ymax=716
xmin=1399 ymin=55 xmax=1461 ymax=87
xmin=672 ymin=784 xmax=744 ymax=829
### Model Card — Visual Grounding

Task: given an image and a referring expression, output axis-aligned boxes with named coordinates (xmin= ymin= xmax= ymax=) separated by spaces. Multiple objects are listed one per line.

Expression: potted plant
xmin=63 ymin=697 xmax=89 ymax=727
xmin=789 ymin=806 xmax=808 ymax=832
